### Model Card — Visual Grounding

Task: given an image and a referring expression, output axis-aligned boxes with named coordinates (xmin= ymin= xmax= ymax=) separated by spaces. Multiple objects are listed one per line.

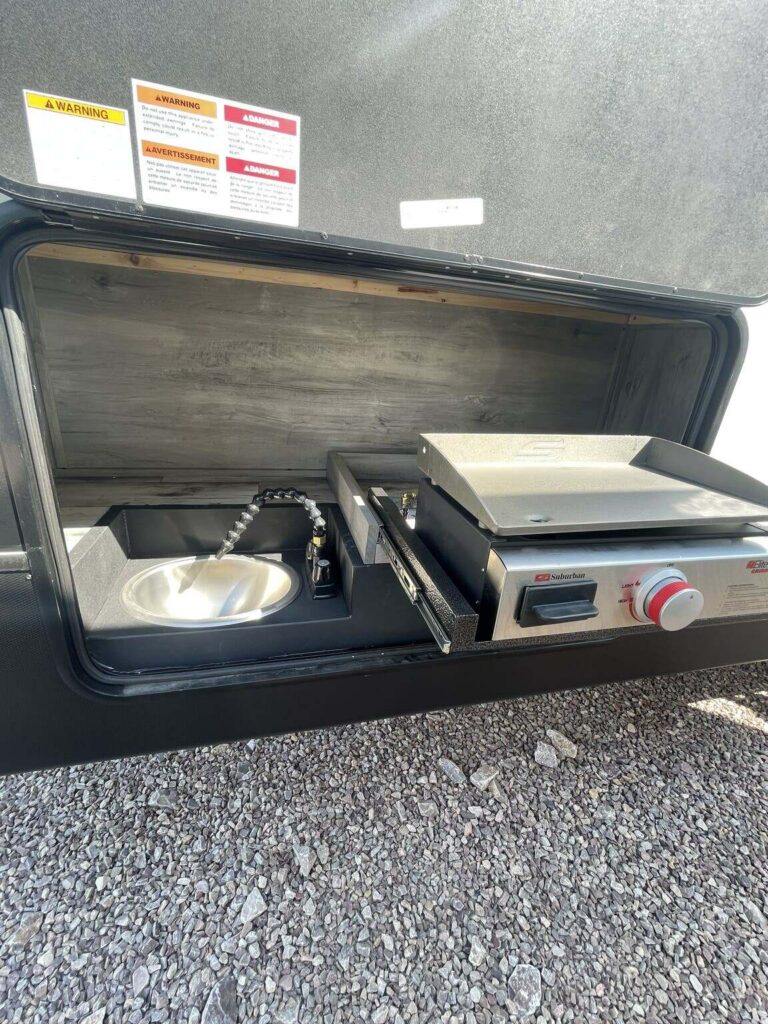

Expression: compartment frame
xmin=0 ymin=207 xmax=748 ymax=700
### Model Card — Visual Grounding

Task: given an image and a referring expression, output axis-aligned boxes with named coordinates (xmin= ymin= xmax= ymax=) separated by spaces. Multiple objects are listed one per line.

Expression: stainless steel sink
xmin=121 ymin=555 xmax=300 ymax=628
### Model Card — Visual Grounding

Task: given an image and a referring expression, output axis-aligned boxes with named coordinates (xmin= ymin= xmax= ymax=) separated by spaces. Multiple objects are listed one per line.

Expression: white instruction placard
xmin=132 ymin=80 xmax=300 ymax=227
xmin=400 ymin=197 xmax=484 ymax=230
xmin=23 ymin=90 xmax=136 ymax=199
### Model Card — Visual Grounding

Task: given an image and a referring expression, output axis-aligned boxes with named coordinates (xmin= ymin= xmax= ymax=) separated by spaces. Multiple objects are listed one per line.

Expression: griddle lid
xmin=1 ymin=1 xmax=767 ymax=304
xmin=417 ymin=434 xmax=768 ymax=536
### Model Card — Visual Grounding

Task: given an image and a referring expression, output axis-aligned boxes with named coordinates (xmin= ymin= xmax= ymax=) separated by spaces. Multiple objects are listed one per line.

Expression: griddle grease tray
xmin=417 ymin=434 xmax=768 ymax=537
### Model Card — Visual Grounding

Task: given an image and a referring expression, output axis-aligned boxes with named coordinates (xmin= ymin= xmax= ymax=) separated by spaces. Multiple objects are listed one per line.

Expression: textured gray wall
xmin=1 ymin=0 xmax=767 ymax=299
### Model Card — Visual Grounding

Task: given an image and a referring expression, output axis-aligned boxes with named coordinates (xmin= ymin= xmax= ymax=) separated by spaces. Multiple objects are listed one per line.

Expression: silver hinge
xmin=377 ymin=529 xmax=452 ymax=654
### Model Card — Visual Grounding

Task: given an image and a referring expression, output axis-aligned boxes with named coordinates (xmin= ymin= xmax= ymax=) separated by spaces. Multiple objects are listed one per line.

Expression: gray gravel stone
xmin=469 ymin=764 xmax=499 ymax=791
xmin=10 ymin=910 xmax=43 ymax=946
xmin=293 ymin=844 xmax=316 ymax=878
xmin=274 ymin=999 xmax=301 ymax=1023
xmin=534 ymin=741 xmax=559 ymax=768
xmin=201 ymin=977 xmax=237 ymax=1024
xmin=148 ymin=788 xmax=176 ymax=809
xmin=417 ymin=799 xmax=438 ymax=818
xmin=79 ymin=1010 xmax=106 ymax=1024
xmin=1 ymin=663 xmax=766 ymax=1024
xmin=36 ymin=948 xmax=54 ymax=968
xmin=240 ymin=885 xmax=267 ymax=924
xmin=132 ymin=965 xmax=150 ymax=997
xmin=468 ymin=936 xmax=487 ymax=967
xmin=508 ymin=964 xmax=541 ymax=1017
xmin=545 ymin=728 xmax=577 ymax=758
xmin=438 ymin=756 xmax=466 ymax=785
xmin=743 ymin=899 xmax=767 ymax=930
xmin=316 ymin=842 xmax=330 ymax=866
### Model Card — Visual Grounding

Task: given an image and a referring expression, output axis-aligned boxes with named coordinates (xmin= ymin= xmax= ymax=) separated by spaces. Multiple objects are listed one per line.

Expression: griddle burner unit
xmin=372 ymin=435 xmax=768 ymax=652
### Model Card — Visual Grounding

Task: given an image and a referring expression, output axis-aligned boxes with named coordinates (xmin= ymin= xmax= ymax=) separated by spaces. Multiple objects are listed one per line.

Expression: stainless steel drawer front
xmin=488 ymin=533 xmax=768 ymax=641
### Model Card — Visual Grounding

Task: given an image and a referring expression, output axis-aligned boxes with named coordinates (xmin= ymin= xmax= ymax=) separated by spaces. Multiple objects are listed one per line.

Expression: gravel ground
xmin=1 ymin=662 xmax=767 ymax=1024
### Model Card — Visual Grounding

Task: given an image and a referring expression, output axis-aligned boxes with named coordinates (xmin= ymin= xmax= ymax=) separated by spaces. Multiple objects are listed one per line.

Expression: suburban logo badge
xmin=534 ymin=571 xmax=586 ymax=582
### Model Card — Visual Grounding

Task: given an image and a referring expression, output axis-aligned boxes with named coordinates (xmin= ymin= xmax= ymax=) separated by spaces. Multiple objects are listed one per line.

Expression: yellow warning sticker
xmin=25 ymin=91 xmax=126 ymax=125
xmin=23 ymin=88 xmax=136 ymax=199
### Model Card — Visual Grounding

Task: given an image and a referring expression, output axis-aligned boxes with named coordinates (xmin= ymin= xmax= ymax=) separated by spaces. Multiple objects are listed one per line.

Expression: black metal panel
xmin=0 ymin=2 xmax=767 ymax=301
xmin=117 ymin=504 xmax=319 ymax=559
xmin=369 ymin=489 xmax=479 ymax=649
xmin=0 ymin=305 xmax=23 ymax=552
xmin=74 ymin=506 xmax=432 ymax=672
xmin=416 ymin=479 xmax=495 ymax=608
xmin=0 ymin=449 xmax=22 ymax=551
xmin=3 ymin=563 xmax=768 ymax=776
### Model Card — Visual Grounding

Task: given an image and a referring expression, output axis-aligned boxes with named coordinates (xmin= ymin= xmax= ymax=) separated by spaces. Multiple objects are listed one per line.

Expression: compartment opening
xmin=16 ymin=241 xmax=719 ymax=677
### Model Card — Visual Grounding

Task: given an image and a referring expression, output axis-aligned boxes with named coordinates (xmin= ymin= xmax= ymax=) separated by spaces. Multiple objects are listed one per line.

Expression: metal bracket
xmin=40 ymin=209 xmax=74 ymax=227
xmin=376 ymin=527 xmax=451 ymax=654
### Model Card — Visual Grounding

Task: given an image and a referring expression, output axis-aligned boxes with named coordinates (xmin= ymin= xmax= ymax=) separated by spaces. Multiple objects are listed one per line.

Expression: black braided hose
xmin=215 ymin=488 xmax=327 ymax=559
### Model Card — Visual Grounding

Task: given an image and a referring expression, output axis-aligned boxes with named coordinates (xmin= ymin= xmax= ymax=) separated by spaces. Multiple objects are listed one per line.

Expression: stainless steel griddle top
xmin=417 ymin=434 xmax=768 ymax=537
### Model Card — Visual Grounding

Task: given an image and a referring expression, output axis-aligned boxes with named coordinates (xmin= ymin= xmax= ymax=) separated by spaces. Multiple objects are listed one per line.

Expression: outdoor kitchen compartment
xmin=11 ymin=240 xmax=762 ymax=680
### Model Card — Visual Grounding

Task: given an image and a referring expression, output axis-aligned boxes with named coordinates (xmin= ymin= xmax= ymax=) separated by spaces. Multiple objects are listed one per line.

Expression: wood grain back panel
xmin=27 ymin=255 xmax=623 ymax=472
xmin=601 ymin=323 xmax=715 ymax=442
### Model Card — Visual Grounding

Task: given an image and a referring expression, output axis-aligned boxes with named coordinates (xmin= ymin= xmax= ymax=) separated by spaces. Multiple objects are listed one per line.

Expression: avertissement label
xmin=23 ymin=90 xmax=136 ymax=199
xmin=132 ymin=80 xmax=300 ymax=227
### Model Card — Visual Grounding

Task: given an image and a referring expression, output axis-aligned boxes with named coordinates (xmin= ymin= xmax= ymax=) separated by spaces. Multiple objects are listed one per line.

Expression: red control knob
xmin=633 ymin=570 xmax=704 ymax=631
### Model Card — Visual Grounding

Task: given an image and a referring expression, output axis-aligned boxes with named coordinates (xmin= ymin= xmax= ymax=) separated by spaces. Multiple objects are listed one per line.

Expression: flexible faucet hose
xmin=215 ymin=488 xmax=326 ymax=559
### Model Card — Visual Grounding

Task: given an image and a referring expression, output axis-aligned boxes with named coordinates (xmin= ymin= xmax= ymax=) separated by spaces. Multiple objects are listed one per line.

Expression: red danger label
xmin=225 ymin=157 xmax=296 ymax=183
xmin=224 ymin=105 xmax=298 ymax=134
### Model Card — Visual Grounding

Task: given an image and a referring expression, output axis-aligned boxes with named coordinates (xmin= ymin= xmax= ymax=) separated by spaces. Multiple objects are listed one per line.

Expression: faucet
xmin=215 ymin=488 xmax=332 ymax=594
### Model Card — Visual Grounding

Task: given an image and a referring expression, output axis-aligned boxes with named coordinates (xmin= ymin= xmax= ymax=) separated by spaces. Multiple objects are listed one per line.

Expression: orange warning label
xmin=25 ymin=92 xmax=125 ymax=124
xmin=136 ymin=85 xmax=216 ymax=118
xmin=141 ymin=140 xmax=219 ymax=169
xmin=132 ymin=79 xmax=300 ymax=226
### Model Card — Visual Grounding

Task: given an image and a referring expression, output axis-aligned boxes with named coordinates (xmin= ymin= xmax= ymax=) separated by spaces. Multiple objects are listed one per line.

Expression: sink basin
xmin=121 ymin=554 xmax=300 ymax=628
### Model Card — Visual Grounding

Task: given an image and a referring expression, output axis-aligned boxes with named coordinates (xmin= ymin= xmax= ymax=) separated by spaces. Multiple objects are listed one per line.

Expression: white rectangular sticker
xmin=132 ymin=80 xmax=300 ymax=227
xmin=23 ymin=90 xmax=136 ymax=200
xmin=400 ymin=197 xmax=484 ymax=230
